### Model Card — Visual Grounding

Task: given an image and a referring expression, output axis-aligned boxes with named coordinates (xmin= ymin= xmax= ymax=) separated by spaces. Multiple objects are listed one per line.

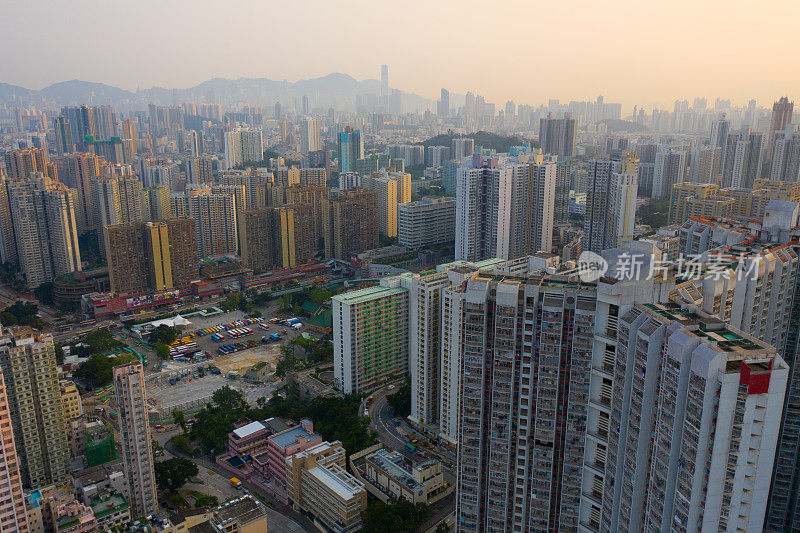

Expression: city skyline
xmin=2 ymin=1 xmax=799 ymax=109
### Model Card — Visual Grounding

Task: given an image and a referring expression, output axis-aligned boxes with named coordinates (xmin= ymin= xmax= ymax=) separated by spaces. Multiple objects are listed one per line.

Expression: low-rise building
xmin=227 ymin=418 xmax=289 ymax=458
xmin=253 ymin=419 xmax=322 ymax=487
xmin=363 ymin=448 xmax=448 ymax=504
xmin=88 ymin=492 xmax=129 ymax=530
xmin=156 ymin=495 xmax=269 ymax=533
xmin=53 ymin=500 xmax=98 ymax=533
xmin=286 ymin=441 xmax=366 ymax=533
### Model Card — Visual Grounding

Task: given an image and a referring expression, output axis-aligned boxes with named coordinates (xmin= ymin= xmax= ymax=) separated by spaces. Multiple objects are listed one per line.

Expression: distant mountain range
xmin=0 ymin=73 xmax=439 ymax=113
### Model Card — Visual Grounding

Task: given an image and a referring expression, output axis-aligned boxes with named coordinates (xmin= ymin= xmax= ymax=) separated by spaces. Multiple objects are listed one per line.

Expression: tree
xmin=33 ymin=282 xmax=54 ymax=305
xmin=73 ymin=352 xmax=136 ymax=388
xmin=637 ymin=197 xmax=670 ymax=228
xmin=386 ymin=377 xmax=412 ymax=418
xmin=435 ymin=522 xmax=451 ymax=533
xmin=361 ymin=497 xmax=428 ymax=533
xmin=154 ymin=457 xmax=198 ymax=492
xmin=190 ymin=386 xmax=249 ymax=452
xmin=172 ymin=409 xmax=187 ymax=434
xmin=156 ymin=344 xmax=170 ymax=360
xmin=149 ymin=325 xmax=180 ymax=346
xmin=220 ymin=291 xmax=242 ymax=311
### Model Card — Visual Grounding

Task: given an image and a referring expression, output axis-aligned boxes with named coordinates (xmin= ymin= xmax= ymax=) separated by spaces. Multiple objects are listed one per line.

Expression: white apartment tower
xmin=224 ymin=129 xmax=264 ymax=169
xmin=583 ymin=159 xmax=638 ymax=254
xmin=301 ymin=117 xmax=321 ymax=153
xmin=10 ymin=174 xmax=81 ymax=288
xmin=455 ymin=157 xmax=526 ymax=261
xmin=600 ymin=303 xmax=787 ymax=533
xmin=114 ymin=362 xmax=158 ymax=519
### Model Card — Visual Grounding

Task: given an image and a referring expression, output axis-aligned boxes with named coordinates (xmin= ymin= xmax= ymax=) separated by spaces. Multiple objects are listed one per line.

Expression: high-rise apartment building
xmin=4 ymin=148 xmax=55 ymax=180
xmin=337 ymin=129 xmax=364 ymax=173
xmin=523 ymin=162 xmax=556 ymax=254
xmin=539 ymin=113 xmax=577 ymax=157
xmin=322 ymin=188 xmax=379 ymax=260
xmin=451 ymin=270 xmax=615 ymax=531
xmin=300 ymin=117 xmax=321 ymax=153
xmin=10 ymin=174 xmax=82 ymax=288
xmin=113 ymin=363 xmax=158 ymax=519
xmin=333 ymin=280 xmax=409 ymax=394
xmin=721 ymin=129 xmax=763 ymax=189
xmin=92 ymin=176 xmax=122 ymax=227
xmin=437 ymin=88 xmax=450 ymax=117
xmin=770 ymin=130 xmax=800 ymax=183
xmin=363 ymin=171 xmax=411 ymax=238
xmin=185 ymin=156 xmax=214 ymax=185
xmin=188 ymin=193 xmax=238 ymax=257
xmin=53 ymin=116 xmax=75 ymax=155
xmin=0 ymin=327 xmax=69 ymax=487
xmin=652 ymin=147 xmax=687 ymax=197
xmin=766 ymin=97 xmax=794 ymax=166
xmin=64 ymin=152 xmax=101 ymax=231
xmin=601 ymin=303 xmax=787 ymax=533
xmin=397 ymin=197 xmax=456 ymax=248
xmin=451 ymin=138 xmax=475 ymax=160
xmin=241 ymin=205 xmax=316 ymax=271
xmin=455 ymin=157 xmax=527 ymax=261
xmin=104 ymin=219 xmax=198 ymax=294
xmin=60 ymin=106 xmax=95 ymax=150
xmin=668 ymin=182 xmax=720 ymax=224
xmin=223 ymin=130 xmax=264 ymax=169
xmin=0 ymin=367 xmax=29 ymax=532
xmin=583 ymin=159 xmax=638 ymax=253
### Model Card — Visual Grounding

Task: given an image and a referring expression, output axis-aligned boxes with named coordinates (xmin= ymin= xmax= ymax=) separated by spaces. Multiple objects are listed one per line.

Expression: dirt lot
xmin=213 ymin=343 xmax=281 ymax=374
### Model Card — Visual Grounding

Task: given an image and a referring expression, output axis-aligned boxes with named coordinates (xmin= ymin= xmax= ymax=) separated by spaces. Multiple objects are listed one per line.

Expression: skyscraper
xmin=240 ymin=205 xmax=316 ymax=271
xmin=380 ymin=64 xmax=389 ymax=114
xmin=300 ymin=117 xmax=321 ymax=153
xmin=10 ymin=174 xmax=82 ymax=288
xmin=453 ymin=271 xmax=599 ymax=531
xmin=438 ymin=89 xmax=450 ymax=117
xmin=539 ymin=113 xmax=577 ymax=158
xmin=652 ymin=147 xmax=686 ymax=197
xmin=65 ymin=152 xmax=101 ymax=231
xmin=583 ymin=159 xmax=638 ymax=253
xmin=337 ymin=129 xmax=364 ymax=173
xmin=766 ymin=96 xmax=794 ymax=166
xmin=0 ymin=367 xmax=30 ymax=532
xmin=455 ymin=157 xmax=527 ymax=261
xmin=188 ymin=192 xmax=238 ymax=257
xmin=322 ymin=188 xmax=378 ymax=260
xmin=524 ymin=162 xmax=556 ymax=254
xmin=333 ymin=280 xmax=408 ymax=394
xmin=601 ymin=303 xmax=787 ymax=533
xmin=0 ymin=327 xmax=69 ymax=487
xmin=223 ymin=130 xmax=264 ymax=169
xmin=114 ymin=363 xmax=158 ymax=519
xmin=53 ymin=116 xmax=75 ymax=155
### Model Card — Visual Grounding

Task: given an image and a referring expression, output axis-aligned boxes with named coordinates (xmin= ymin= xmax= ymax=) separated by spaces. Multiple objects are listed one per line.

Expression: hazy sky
xmin=1 ymin=0 xmax=798 ymax=109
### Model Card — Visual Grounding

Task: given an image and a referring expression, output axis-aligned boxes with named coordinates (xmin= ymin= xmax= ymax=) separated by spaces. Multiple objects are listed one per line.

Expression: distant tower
xmin=381 ymin=65 xmax=389 ymax=113
xmin=766 ymin=96 xmax=794 ymax=164
xmin=302 ymin=95 xmax=310 ymax=115
xmin=438 ymin=89 xmax=450 ymax=117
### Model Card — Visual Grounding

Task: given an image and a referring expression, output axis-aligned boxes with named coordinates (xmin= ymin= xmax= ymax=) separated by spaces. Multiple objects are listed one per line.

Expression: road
xmin=366 ymin=382 xmax=457 ymax=532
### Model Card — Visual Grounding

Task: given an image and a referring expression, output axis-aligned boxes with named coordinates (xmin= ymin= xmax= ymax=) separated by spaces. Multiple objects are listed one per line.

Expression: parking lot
xmin=143 ymin=308 xmax=307 ymax=420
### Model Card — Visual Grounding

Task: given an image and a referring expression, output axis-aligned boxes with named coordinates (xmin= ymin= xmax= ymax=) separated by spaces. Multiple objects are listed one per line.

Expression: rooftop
xmin=331 ymin=284 xmax=406 ymax=305
xmin=270 ymin=425 xmax=321 ymax=450
xmin=365 ymin=449 xmax=425 ymax=494
xmin=232 ymin=421 xmax=265 ymax=439
xmin=306 ymin=464 xmax=365 ymax=501
xmin=214 ymin=496 xmax=266 ymax=526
